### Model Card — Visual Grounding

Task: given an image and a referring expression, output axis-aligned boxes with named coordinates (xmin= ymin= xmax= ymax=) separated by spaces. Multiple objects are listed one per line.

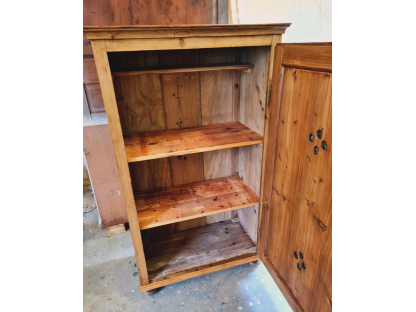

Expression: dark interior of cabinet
xmin=108 ymin=46 xmax=270 ymax=281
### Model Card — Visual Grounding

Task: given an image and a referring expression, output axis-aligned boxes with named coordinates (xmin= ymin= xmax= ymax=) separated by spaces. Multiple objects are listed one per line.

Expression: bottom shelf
xmin=142 ymin=219 xmax=257 ymax=290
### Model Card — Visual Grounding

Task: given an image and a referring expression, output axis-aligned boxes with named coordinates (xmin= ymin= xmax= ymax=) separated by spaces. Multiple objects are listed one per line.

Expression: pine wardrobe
xmin=84 ymin=24 xmax=332 ymax=312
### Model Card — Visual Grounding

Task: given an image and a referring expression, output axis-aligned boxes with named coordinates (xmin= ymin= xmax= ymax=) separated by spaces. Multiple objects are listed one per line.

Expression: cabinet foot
xmin=250 ymin=260 xmax=261 ymax=267
xmin=143 ymin=289 xmax=158 ymax=296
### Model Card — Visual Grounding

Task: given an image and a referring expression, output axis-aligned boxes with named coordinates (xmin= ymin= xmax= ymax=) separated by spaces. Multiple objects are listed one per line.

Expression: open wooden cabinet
xmin=84 ymin=24 xmax=332 ymax=312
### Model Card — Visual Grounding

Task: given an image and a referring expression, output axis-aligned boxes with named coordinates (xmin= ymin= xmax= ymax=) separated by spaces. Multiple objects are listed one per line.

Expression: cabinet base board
xmin=140 ymin=253 xmax=259 ymax=292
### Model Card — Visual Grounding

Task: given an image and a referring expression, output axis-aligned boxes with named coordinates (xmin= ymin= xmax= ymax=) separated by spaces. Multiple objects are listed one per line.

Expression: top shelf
xmin=111 ymin=63 xmax=254 ymax=76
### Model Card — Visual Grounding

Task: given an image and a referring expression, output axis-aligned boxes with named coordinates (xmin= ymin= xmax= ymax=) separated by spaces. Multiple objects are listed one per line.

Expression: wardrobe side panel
xmin=238 ymin=46 xmax=270 ymax=245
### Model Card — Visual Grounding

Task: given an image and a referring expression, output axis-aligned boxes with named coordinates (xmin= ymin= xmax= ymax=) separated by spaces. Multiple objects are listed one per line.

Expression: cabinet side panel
xmin=238 ymin=46 xmax=270 ymax=245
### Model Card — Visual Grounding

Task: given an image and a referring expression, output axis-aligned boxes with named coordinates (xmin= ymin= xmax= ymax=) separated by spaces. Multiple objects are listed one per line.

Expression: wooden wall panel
xmin=238 ymin=46 xmax=270 ymax=245
xmin=113 ymin=74 xmax=165 ymax=135
xmin=83 ymin=58 xmax=99 ymax=84
xmin=84 ymin=84 xmax=105 ymax=113
xmin=83 ymin=124 xmax=128 ymax=228
xmin=161 ymin=73 xmax=199 ymax=129
xmin=84 ymin=33 xmax=93 ymax=55
xmin=131 ymin=0 xmax=217 ymax=25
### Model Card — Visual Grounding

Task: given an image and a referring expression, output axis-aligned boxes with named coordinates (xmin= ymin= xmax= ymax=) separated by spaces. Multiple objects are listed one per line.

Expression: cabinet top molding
xmin=84 ymin=23 xmax=291 ymax=40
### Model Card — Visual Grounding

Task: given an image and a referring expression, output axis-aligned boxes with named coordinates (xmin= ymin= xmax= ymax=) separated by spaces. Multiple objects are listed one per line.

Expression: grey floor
xmin=83 ymin=204 xmax=292 ymax=312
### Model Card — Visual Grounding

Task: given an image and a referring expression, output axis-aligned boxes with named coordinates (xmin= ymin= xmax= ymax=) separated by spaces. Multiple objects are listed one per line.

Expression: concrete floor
xmin=83 ymin=208 xmax=292 ymax=312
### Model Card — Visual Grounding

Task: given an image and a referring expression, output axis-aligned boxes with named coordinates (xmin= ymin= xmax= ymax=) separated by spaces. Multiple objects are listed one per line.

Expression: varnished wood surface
xmin=143 ymin=219 xmax=257 ymax=288
xmin=140 ymin=253 xmax=259 ymax=292
xmin=124 ymin=122 xmax=263 ymax=162
xmin=238 ymin=46 xmax=271 ymax=246
xmin=136 ymin=175 xmax=259 ymax=230
xmin=84 ymin=23 xmax=291 ymax=40
xmin=281 ymin=44 xmax=332 ymax=72
xmin=104 ymin=36 xmax=274 ymax=52
xmin=112 ymin=63 xmax=254 ymax=76
xmin=265 ymin=62 xmax=332 ymax=311
xmin=84 ymin=23 xmax=292 ymax=29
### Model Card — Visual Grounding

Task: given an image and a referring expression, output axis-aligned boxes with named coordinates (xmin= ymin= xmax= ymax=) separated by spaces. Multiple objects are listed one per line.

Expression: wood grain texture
xmin=282 ymin=45 xmax=332 ymax=72
xmin=84 ymin=83 xmax=105 ymax=114
xmin=136 ymin=175 xmax=259 ymax=230
xmin=90 ymin=40 xmax=149 ymax=286
xmin=110 ymin=51 xmax=172 ymax=202
xmin=112 ymin=63 xmax=254 ymax=76
xmin=203 ymin=148 xmax=239 ymax=223
xmin=238 ymin=46 xmax=270 ymax=245
xmin=84 ymin=24 xmax=291 ymax=40
xmin=308 ymin=211 xmax=332 ymax=312
xmin=157 ymin=49 xmax=207 ymax=232
xmin=262 ymin=255 xmax=305 ymax=312
xmin=83 ymin=0 xmax=225 ymax=54
xmin=143 ymin=219 xmax=257 ymax=286
xmin=131 ymin=0 xmax=217 ymax=26
xmin=124 ymin=122 xmax=263 ymax=162
xmin=199 ymin=49 xmax=235 ymax=125
xmin=83 ymin=32 xmax=93 ymax=55
xmin=113 ymin=75 xmax=164 ymax=135
xmin=199 ymin=49 xmax=239 ymax=224
xmin=258 ymin=44 xmax=284 ymax=259
xmin=161 ymin=73 xmax=198 ymax=129
xmin=266 ymin=68 xmax=332 ymax=311
xmin=83 ymin=58 xmax=99 ymax=84
xmin=104 ymin=36 xmax=273 ymax=52
xmin=141 ymin=253 xmax=259 ymax=292
xmin=83 ymin=124 xmax=127 ymax=228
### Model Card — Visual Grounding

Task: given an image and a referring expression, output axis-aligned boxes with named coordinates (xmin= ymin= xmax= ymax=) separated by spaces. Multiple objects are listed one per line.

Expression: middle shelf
xmin=135 ymin=175 xmax=259 ymax=230
xmin=124 ymin=122 xmax=263 ymax=162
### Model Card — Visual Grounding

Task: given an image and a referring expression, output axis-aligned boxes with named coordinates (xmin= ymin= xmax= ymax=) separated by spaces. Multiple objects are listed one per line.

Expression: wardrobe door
xmin=259 ymin=43 xmax=332 ymax=312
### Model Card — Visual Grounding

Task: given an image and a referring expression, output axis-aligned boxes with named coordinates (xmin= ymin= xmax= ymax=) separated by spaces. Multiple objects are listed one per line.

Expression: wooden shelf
xmin=136 ymin=175 xmax=259 ymax=230
xmin=143 ymin=219 xmax=257 ymax=285
xmin=124 ymin=122 xmax=263 ymax=162
xmin=111 ymin=63 xmax=254 ymax=75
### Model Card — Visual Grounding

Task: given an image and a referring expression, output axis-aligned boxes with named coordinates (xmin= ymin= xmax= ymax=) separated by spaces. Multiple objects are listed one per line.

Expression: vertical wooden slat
xmin=258 ymin=36 xmax=283 ymax=257
xmin=90 ymin=40 xmax=149 ymax=286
